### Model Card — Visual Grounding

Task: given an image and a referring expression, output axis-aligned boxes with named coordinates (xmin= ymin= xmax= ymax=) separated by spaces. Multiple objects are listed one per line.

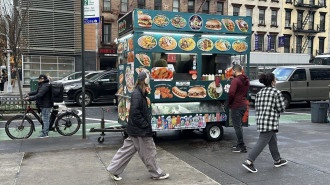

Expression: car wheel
xmin=282 ymin=93 xmax=291 ymax=109
xmin=76 ymin=91 xmax=92 ymax=107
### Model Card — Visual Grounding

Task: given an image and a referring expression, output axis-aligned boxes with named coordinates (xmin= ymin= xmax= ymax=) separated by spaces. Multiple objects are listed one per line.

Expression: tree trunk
xmin=14 ymin=60 xmax=24 ymax=108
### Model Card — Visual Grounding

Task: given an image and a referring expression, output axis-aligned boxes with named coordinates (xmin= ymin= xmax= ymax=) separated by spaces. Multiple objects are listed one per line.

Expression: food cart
xmin=116 ymin=9 xmax=251 ymax=141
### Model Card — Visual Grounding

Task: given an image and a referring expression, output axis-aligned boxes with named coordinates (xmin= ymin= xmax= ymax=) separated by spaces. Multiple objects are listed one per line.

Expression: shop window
xmin=103 ymin=24 xmax=111 ymax=45
xmin=217 ymin=2 xmax=223 ymax=15
xmin=188 ymin=0 xmax=195 ymax=13
xmin=155 ymin=0 xmax=162 ymax=10
xmin=138 ymin=0 xmax=145 ymax=9
xmin=103 ymin=0 xmax=111 ymax=11
xmin=202 ymin=1 xmax=209 ymax=14
xmin=173 ymin=0 xmax=180 ymax=12
xmin=120 ymin=0 xmax=128 ymax=12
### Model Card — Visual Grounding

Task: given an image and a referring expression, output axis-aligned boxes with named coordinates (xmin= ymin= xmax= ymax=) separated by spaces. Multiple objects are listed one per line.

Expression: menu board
xmin=133 ymin=9 xmax=252 ymax=35
xmin=134 ymin=32 xmax=249 ymax=54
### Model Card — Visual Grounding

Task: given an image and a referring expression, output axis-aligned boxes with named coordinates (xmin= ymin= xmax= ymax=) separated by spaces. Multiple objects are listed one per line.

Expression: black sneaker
xmin=242 ymin=161 xmax=258 ymax=173
xmin=232 ymin=147 xmax=247 ymax=153
xmin=152 ymin=173 xmax=170 ymax=180
xmin=274 ymin=159 xmax=288 ymax=167
xmin=232 ymin=145 xmax=238 ymax=149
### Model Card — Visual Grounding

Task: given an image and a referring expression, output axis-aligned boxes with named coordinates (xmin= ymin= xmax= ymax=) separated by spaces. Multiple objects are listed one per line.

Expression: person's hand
xmin=24 ymin=97 xmax=29 ymax=101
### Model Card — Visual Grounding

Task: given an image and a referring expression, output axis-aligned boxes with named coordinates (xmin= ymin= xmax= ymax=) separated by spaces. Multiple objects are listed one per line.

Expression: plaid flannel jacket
xmin=255 ymin=87 xmax=286 ymax=132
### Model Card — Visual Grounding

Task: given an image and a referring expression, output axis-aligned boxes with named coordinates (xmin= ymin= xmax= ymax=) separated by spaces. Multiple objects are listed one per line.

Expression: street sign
xmin=84 ymin=17 xmax=100 ymax=24
xmin=84 ymin=0 xmax=99 ymax=24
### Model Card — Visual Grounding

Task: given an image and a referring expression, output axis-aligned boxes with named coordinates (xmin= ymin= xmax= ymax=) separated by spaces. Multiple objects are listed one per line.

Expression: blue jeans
xmin=41 ymin=108 xmax=51 ymax=134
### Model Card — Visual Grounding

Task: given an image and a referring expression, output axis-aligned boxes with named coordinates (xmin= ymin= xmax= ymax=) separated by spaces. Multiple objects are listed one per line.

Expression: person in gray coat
xmin=106 ymin=72 xmax=169 ymax=181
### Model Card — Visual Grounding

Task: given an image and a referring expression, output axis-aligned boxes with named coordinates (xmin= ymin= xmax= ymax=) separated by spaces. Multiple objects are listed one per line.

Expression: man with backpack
xmin=25 ymin=74 xmax=53 ymax=138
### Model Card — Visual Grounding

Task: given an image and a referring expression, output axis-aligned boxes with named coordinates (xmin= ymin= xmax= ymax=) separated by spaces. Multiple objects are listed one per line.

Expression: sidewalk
xmin=0 ymin=134 xmax=219 ymax=185
xmin=1 ymin=80 xmax=30 ymax=96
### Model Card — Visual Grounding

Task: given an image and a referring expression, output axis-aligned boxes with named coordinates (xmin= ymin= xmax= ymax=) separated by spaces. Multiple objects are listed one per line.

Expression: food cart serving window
xmin=116 ymin=9 xmax=251 ymax=141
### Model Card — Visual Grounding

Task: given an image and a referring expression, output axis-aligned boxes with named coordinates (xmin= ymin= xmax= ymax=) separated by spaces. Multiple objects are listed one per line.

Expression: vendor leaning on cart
xmin=106 ymin=71 xmax=169 ymax=181
xmin=228 ymin=64 xmax=250 ymax=153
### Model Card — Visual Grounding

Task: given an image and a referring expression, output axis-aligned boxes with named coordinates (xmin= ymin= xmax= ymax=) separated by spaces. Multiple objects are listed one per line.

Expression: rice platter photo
xmin=171 ymin=16 xmax=187 ymax=28
xmin=138 ymin=35 xmax=157 ymax=50
xmin=197 ymin=38 xmax=213 ymax=51
xmin=153 ymin=14 xmax=170 ymax=27
xmin=208 ymin=82 xmax=222 ymax=99
xmin=178 ymin=38 xmax=196 ymax=51
xmin=159 ymin=36 xmax=177 ymax=50
xmin=215 ymin=39 xmax=231 ymax=51
xmin=232 ymin=40 xmax=248 ymax=53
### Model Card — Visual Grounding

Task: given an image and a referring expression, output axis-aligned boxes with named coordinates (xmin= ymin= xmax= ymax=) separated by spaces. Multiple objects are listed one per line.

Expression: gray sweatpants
xmin=247 ymin=131 xmax=281 ymax=162
xmin=107 ymin=136 xmax=163 ymax=178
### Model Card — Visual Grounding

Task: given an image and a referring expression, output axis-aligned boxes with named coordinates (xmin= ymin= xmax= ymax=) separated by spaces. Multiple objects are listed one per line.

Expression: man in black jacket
xmin=25 ymin=74 xmax=53 ymax=138
xmin=106 ymin=72 xmax=169 ymax=181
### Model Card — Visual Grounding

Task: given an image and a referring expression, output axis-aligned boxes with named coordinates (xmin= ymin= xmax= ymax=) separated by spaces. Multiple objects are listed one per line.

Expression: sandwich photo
xmin=117 ymin=85 xmax=124 ymax=95
xmin=205 ymin=20 xmax=222 ymax=31
xmin=138 ymin=14 xmax=153 ymax=28
xmin=172 ymin=86 xmax=187 ymax=98
xmin=119 ymin=73 xmax=124 ymax=84
xmin=188 ymin=87 xmax=207 ymax=98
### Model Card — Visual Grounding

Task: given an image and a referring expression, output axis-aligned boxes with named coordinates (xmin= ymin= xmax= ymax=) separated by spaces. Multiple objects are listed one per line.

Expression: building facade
xmin=281 ymin=0 xmax=329 ymax=57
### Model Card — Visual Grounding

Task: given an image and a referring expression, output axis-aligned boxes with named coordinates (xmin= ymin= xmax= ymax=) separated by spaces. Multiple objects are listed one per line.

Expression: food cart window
xmin=152 ymin=53 xmax=196 ymax=81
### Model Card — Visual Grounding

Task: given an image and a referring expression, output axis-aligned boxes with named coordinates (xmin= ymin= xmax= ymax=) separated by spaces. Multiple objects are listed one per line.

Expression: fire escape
xmin=292 ymin=0 xmax=326 ymax=54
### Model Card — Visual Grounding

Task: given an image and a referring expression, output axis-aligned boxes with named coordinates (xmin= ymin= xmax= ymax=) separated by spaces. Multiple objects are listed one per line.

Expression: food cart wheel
xmin=98 ymin=136 xmax=105 ymax=143
xmin=204 ymin=123 xmax=223 ymax=141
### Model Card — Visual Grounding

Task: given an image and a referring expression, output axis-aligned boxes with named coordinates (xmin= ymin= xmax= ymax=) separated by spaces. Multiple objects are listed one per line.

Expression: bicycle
xmin=5 ymin=101 xmax=82 ymax=139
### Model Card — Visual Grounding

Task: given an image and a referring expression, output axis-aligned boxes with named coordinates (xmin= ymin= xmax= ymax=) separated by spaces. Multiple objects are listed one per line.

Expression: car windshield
xmin=272 ymin=67 xmax=294 ymax=81
xmin=87 ymin=72 xmax=105 ymax=82
xmin=85 ymin=73 xmax=99 ymax=80
xmin=63 ymin=72 xmax=82 ymax=80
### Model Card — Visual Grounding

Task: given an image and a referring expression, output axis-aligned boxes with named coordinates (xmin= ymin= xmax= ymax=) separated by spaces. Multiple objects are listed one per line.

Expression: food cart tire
xmin=98 ymin=136 xmax=104 ymax=143
xmin=204 ymin=123 xmax=223 ymax=141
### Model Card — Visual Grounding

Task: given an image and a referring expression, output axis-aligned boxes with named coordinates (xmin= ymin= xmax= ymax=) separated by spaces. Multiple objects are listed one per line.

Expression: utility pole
xmin=81 ymin=0 xmax=86 ymax=139
xmin=4 ymin=17 xmax=12 ymax=93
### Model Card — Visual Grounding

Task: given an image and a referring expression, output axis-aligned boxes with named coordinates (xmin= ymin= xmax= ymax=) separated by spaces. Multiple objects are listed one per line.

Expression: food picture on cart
xmin=208 ymin=81 xmax=223 ymax=99
xmin=215 ymin=39 xmax=231 ymax=51
xmin=118 ymin=43 xmax=123 ymax=53
xmin=197 ymin=38 xmax=213 ymax=51
xmin=159 ymin=36 xmax=177 ymax=50
xmin=136 ymin=53 xmax=151 ymax=66
xmin=128 ymin=38 xmax=134 ymax=50
xmin=178 ymin=38 xmax=196 ymax=51
xmin=188 ymin=86 xmax=207 ymax=98
xmin=118 ymin=98 xmax=126 ymax=121
xmin=151 ymin=67 xmax=173 ymax=80
xmin=171 ymin=16 xmax=187 ymax=28
xmin=232 ymin=40 xmax=248 ymax=53
xmin=127 ymin=51 xmax=134 ymax=63
xmin=135 ymin=67 xmax=151 ymax=76
xmin=138 ymin=35 xmax=157 ymax=50
xmin=125 ymin=67 xmax=134 ymax=93
xmin=205 ymin=20 xmax=222 ymax=30
xmin=124 ymin=39 xmax=128 ymax=51
xmin=172 ymin=86 xmax=188 ymax=98
xmin=153 ymin=14 xmax=170 ymax=27
xmin=137 ymin=11 xmax=153 ymax=27
xmin=225 ymin=66 xmax=244 ymax=79
xmin=189 ymin=15 xmax=203 ymax=31
xmin=235 ymin=19 xmax=249 ymax=32
xmin=155 ymin=86 xmax=173 ymax=99
xmin=119 ymin=73 xmax=124 ymax=84
xmin=117 ymin=85 xmax=124 ymax=95
xmin=221 ymin=18 xmax=235 ymax=32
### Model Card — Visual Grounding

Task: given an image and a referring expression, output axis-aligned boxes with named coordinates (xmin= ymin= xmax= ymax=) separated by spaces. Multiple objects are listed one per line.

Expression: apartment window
xmin=155 ymin=0 xmax=162 ymax=10
xmin=271 ymin=10 xmax=278 ymax=26
xmin=286 ymin=0 xmax=292 ymax=3
xmin=319 ymin=37 xmax=325 ymax=54
xmin=246 ymin=8 xmax=253 ymax=17
xmin=309 ymin=0 xmax=314 ymax=5
xmin=284 ymin=35 xmax=291 ymax=53
xmin=103 ymin=0 xmax=111 ymax=11
xmin=308 ymin=13 xmax=314 ymax=30
xmin=217 ymin=2 xmax=224 ymax=15
xmin=285 ymin=10 xmax=291 ymax=27
xmin=259 ymin=9 xmax=265 ymax=25
xmin=138 ymin=0 xmax=145 ymax=9
xmin=297 ymin=0 xmax=303 ymax=3
xmin=233 ymin=6 xmax=240 ymax=16
xmin=103 ymin=24 xmax=111 ymax=45
xmin=296 ymin=36 xmax=302 ymax=53
xmin=188 ymin=0 xmax=195 ymax=13
xmin=173 ymin=0 xmax=180 ymax=12
xmin=202 ymin=1 xmax=209 ymax=14
xmin=319 ymin=0 xmax=325 ymax=6
xmin=308 ymin=37 xmax=314 ymax=56
xmin=320 ymin=13 xmax=326 ymax=31
xmin=258 ymin=34 xmax=264 ymax=51
xmin=271 ymin=35 xmax=277 ymax=51
xmin=297 ymin=11 xmax=303 ymax=29
xmin=120 ymin=0 xmax=128 ymax=12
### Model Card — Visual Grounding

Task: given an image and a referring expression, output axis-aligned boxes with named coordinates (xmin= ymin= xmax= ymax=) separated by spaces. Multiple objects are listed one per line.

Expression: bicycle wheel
xmin=5 ymin=115 xmax=34 ymax=139
xmin=55 ymin=112 xmax=81 ymax=136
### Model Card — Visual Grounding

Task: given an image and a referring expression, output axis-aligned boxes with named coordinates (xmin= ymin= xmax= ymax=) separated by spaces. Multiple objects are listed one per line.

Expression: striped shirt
xmin=255 ymin=87 xmax=286 ymax=132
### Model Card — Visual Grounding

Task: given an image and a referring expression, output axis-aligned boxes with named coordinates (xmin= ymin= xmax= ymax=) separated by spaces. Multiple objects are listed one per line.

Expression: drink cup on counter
xmin=215 ymin=75 xmax=220 ymax=87
xmin=155 ymin=90 xmax=160 ymax=99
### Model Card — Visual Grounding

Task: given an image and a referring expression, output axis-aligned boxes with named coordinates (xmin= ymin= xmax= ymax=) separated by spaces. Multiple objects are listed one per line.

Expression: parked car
xmin=64 ymin=70 xmax=117 ymax=106
xmin=55 ymin=71 xmax=104 ymax=86
xmin=249 ymin=65 xmax=330 ymax=108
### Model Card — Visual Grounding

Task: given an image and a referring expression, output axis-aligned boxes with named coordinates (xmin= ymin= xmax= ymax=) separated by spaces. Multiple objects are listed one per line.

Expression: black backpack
xmin=50 ymin=83 xmax=64 ymax=103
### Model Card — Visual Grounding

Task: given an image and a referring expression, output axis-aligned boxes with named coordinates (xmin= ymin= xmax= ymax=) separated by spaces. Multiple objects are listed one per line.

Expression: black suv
xmin=64 ymin=70 xmax=117 ymax=106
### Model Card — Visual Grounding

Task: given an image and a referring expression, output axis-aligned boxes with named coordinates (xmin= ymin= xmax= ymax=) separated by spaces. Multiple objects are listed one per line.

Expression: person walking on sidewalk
xmin=25 ymin=74 xmax=53 ymax=138
xmin=242 ymin=73 xmax=287 ymax=173
xmin=0 ymin=70 xmax=5 ymax=92
xmin=106 ymin=71 xmax=169 ymax=181
xmin=11 ymin=69 xmax=16 ymax=88
xmin=228 ymin=64 xmax=250 ymax=153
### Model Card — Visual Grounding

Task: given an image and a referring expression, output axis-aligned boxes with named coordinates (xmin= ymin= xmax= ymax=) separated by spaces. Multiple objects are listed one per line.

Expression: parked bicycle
xmin=5 ymin=101 xmax=81 ymax=139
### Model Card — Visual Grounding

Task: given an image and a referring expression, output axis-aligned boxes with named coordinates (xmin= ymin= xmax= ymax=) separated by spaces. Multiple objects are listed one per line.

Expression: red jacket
xmin=228 ymin=74 xmax=250 ymax=109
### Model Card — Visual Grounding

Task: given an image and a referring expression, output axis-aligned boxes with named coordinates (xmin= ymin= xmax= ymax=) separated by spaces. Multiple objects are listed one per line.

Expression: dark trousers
xmin=247 ymin=131 xmax=281 ymax=162
xmin=0 ymin=83 xmax=4 ymax=91
xmin=231 ymin=106 xmax=247 ymax=149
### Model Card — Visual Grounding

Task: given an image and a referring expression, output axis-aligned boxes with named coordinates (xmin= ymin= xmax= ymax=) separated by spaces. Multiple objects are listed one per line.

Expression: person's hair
xmin=160 ymin=53 xmax=167 ymax=59
xmin=259 ymin=73 xmax=275 ymax=87
xmin=135 ymin=79 xmax=146 ymax=94
xmin=232 ymin=64 xmax=242 ymax=72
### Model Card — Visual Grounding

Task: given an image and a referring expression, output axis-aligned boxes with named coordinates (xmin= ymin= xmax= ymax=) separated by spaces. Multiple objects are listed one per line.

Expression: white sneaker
xmin=109 ymin=173 xmax=122 ymax=181
xmin=152 ymin=173 xmax=170 ymax=180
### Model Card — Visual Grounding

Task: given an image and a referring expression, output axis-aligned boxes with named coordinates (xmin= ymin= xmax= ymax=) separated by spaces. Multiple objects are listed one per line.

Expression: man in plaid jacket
xmin=242 ymin=73 xmax=288 ymax=173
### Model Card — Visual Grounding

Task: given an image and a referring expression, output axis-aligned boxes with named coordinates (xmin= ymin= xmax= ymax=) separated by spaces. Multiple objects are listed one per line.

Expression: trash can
xmin=311 ymin=101 xmax=329 ymax=123
xmin=30 ymin=78 xmax=39 ymax=92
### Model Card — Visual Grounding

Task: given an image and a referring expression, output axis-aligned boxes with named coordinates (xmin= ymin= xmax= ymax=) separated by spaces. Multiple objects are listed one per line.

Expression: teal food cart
xmin=116 ymin=9 xmax=251 ymax=141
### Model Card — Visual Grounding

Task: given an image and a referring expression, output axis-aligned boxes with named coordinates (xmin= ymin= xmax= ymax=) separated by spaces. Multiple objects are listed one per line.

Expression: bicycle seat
xmin=53 ymin=105 xmax=59 ymax=109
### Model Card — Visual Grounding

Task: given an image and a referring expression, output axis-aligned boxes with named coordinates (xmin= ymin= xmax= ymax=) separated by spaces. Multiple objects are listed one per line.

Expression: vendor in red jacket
xmin=228 ymin=64 xmax=250 ymax=153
